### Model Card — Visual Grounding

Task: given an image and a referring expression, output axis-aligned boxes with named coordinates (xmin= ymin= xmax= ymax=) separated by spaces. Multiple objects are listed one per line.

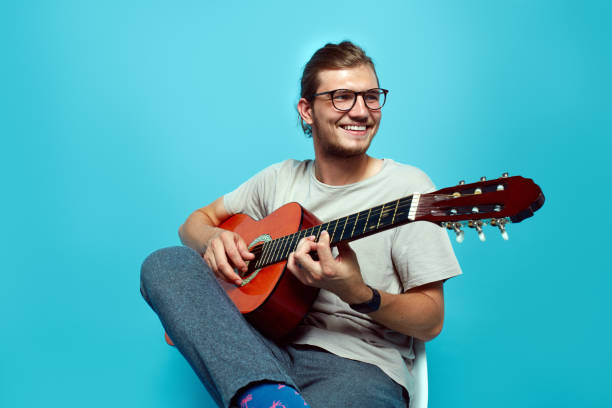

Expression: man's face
xmin=307 ymin=64 xmax=382 ymax=158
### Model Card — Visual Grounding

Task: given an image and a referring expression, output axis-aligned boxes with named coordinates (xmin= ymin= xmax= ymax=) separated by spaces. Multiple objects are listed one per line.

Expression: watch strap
xmin=349 ymin=285 xmax=381 ymax=314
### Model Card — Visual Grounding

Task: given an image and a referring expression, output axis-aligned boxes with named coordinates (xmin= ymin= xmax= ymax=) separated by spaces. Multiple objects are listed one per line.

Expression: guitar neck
xmin=248 ymin=175 xmax=545 ymax=270
xmin=252 ymin=194 xmax=418 ymax=270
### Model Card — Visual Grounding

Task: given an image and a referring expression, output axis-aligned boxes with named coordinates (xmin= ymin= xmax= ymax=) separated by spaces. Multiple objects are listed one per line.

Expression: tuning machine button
xmin=502 ymin=172 xmax=509 ymax=178
xmin=459 ymin=180 xmax=465 ymax=185
xmin=480 ymin=176 xmax=487 ymax=181
xmin=494 ymin=218 xmax=509 ymax=240
xmin=475 ymin=223 xmax=486 ymax=242
xmin=469 ymin=220 xmax=486 ymax=242
xmin=452 ymin=222 xmax=464 ymax=243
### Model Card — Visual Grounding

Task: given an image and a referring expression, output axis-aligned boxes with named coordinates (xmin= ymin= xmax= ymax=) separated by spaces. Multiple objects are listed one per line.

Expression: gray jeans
xmin=140 ymin=246 xmax=408 ymax=408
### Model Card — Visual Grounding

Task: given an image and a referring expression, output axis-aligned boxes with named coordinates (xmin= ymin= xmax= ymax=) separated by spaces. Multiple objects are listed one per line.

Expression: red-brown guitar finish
xmin=217 ymin=202 xmax=321 ymax=340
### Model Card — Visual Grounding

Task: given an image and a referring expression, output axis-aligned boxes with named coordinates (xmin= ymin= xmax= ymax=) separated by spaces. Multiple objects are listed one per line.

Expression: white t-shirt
xmin=224 ymin=158 xmax=462 ymax=396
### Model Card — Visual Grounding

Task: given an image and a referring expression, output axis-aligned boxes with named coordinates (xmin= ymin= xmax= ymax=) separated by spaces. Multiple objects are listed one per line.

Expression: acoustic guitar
xmin=165 ymin=174 xmax=544 ymax=344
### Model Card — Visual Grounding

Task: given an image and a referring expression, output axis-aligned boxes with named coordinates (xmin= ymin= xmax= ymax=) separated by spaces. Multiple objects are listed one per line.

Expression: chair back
xmin=410 ymin=339 xmax=428 ymax=408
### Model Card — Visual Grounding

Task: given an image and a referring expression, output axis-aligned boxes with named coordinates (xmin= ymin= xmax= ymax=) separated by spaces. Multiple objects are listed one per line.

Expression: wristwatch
xmin=349 ymin=285 xmax=381 ymax=314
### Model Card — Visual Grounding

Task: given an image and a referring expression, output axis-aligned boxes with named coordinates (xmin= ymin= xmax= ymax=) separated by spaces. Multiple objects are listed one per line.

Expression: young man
xmin=141 ymin=41 xmax=461 ymax=408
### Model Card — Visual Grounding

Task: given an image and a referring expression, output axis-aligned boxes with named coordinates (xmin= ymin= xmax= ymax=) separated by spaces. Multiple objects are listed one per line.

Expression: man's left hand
xmin=287 ymin=230 xmax=371 ymax=304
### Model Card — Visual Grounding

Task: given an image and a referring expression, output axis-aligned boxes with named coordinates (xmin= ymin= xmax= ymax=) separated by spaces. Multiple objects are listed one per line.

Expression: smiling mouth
xmin=340 ymin=124 xmax=368 ymax=131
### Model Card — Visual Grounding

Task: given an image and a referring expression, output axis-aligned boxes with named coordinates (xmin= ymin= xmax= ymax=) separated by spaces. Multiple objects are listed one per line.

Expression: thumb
xmin=336 ymin=241 xmax=357 ymax=261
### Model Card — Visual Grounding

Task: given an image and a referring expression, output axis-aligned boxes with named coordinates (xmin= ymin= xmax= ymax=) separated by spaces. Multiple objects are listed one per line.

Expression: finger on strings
xmin=221 ymin=235 xmax=247 ymax=273
xmin=296 ymin=236 xmax=317 ymax=254
xmin=236 ymin=235 xmax=255 ymax=260
xmin=293 ymin=243 xmax=318 ymax=271
xmin=315 ymin=230 xmax=335 ymax=265
xmin=212 ymin=243 xmax=242 ymax=285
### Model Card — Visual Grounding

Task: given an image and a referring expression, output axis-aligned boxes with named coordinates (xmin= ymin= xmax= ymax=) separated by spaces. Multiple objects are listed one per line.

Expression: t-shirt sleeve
xmin=391 ymin=170 xmax=462 ymax=290
xmin=223 ymin=162 xmax=283 ymax=221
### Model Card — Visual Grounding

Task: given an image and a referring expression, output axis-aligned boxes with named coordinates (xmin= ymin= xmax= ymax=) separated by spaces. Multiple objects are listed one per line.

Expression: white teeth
xmin=343 ymin=125 xmax=366 ymax=131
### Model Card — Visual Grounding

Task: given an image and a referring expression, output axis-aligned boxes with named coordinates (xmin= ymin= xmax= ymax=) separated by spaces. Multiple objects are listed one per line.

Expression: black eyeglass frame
xmin=311 ymin=88 xmax=389 ymax=111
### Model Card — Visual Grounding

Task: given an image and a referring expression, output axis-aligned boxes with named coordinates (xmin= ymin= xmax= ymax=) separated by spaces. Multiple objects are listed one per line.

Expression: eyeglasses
xmin=312 ymin=88 xmax=389 ymax=111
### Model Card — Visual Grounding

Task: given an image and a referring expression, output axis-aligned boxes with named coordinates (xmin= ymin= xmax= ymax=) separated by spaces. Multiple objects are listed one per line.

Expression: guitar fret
xmin=278 ymin=234 xmax=292 ymax=263
xmin=329 ymin=219 xmax=339 ymax=242
xmin=366 ymin=205 xmax=382 ymax=232
xmin=314 ymin=224 xmax=323 ymax=240
xmin=287 ymin=229 xmax=305 ymax=257
xmin=350 ymin=212 xmax=359 ymax=238
xmin=281 ymin=232 xmax=295 ymax=261
xmin=363 ymin=208 xmax=372 ymax=233
xmin=338 ymin=217 xmax=349 ymax=244
xmin=376 ymin=203 xmax=386 ymax=229
xmin=394 ymin=197 xmax=409 ymax=222
xmin=295 ymin=228 xmax=306 ymax=247
xmin=378 ymin=203 xmax=395 ymax=229
xmin=391 ymin=199 xmax=400 ymax=224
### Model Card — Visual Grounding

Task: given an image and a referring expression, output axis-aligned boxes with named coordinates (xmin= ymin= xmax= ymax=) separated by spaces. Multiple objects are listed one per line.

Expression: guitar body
xmin=218 ymin=202 xmax=321 ymax=340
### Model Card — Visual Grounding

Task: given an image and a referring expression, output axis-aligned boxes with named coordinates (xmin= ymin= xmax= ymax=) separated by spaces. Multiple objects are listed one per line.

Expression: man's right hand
xmin=179 ymin=197 xmax=254 ymax=286
xmin=203 ymin=229 xmax=254 ymax=286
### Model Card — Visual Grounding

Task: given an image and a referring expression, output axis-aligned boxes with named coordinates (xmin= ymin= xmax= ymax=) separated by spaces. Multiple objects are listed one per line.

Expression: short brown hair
xmin=298 ymin=41 xmax=379 ymax=136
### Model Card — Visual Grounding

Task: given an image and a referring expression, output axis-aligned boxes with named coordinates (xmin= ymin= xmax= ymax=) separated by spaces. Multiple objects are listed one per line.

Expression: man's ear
xmin=297 ymin=98 xmax=314 ymax=125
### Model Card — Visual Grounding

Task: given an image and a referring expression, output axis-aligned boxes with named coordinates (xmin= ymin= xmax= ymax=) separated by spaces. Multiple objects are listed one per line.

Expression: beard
xmin=311 ymin=120 xmax=375 ymax=158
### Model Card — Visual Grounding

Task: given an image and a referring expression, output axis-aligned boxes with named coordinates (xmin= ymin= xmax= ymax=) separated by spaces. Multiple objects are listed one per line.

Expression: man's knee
xmin=140 ymin=246 xmax=203 ymax=296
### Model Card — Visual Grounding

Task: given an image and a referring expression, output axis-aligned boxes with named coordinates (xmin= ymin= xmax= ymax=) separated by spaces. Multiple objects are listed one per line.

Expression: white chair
xmin=410 ymin=339 xmax=428 ymax=408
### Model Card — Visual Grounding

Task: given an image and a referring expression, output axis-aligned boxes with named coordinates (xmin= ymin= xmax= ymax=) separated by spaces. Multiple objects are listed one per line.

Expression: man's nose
xmin=348 ymin=94 xmax=369 ymax=117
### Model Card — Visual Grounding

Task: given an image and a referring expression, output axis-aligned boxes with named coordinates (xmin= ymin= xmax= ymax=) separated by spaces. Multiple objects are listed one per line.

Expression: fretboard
xmin=252 ymin=194 xmax=419 ymax=269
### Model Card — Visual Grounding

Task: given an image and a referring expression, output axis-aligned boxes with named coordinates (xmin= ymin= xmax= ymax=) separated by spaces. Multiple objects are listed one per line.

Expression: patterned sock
xmin=236 ymin=382 xmax=310 ymax=408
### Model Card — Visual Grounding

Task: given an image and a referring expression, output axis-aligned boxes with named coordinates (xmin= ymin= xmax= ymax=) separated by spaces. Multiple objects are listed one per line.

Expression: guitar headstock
xmin=416 ymin=173 xmax=545 ymax=242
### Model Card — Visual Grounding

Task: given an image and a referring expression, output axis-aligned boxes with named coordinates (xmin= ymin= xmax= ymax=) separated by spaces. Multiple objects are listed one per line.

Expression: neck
xmin=313 ymin=153 xmax=382 ymax=186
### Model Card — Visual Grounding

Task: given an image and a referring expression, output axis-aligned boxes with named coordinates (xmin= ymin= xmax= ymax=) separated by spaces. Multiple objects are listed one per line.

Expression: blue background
xmin=2 ymin=1 xmax=610 ymax=407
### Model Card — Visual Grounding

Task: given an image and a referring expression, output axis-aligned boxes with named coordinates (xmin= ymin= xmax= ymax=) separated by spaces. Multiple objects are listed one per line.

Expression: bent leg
xmin=140 ymin=246 xmax=296 ymax=407
xmin=288 ymin=346 xmax=408 ymax=408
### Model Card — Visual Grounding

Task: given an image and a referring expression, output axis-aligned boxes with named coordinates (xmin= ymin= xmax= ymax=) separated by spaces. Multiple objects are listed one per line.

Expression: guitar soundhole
xmin=238 ymin=234 xmax=272 ymax=284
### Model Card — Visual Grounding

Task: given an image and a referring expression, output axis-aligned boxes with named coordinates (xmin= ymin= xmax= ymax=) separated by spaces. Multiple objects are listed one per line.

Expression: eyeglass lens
xmin=332 ymin=89 xmax=386 ymax=111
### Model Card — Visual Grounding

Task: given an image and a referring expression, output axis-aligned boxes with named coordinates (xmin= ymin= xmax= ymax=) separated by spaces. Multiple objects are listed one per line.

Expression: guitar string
xmin=249 ymin=194 xmax=495 ymax=256
xmin=247 ymin=194 xmax=498 ymax=263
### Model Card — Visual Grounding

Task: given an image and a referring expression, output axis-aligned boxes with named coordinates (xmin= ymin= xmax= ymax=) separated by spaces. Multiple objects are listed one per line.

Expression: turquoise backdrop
xmin=2 ymin=1 xmax=610 ymax=407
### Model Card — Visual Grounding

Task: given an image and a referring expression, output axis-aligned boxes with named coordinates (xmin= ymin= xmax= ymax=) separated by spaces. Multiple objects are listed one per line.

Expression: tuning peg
xmin=452 ymin=223 xmax=464 ymax=243
xmin=469 ymin=220 xmax=486 ymax=242
xmin=490 ymin=218 xmax=509 ymax=240
xmin=480 ymin=176 xmax=487 ymax=181
xmin=502 ymin=172 xmax=509 ymax=178
xmin=498 ymin=224 xmax=509 ymax=240
xmin=458 ymin=180 xmax=465 ymax=185
xmin=475 ymin=223 xmax=486 ymax=242
xmin=495 ymin=218 xmax=509 ymax=240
